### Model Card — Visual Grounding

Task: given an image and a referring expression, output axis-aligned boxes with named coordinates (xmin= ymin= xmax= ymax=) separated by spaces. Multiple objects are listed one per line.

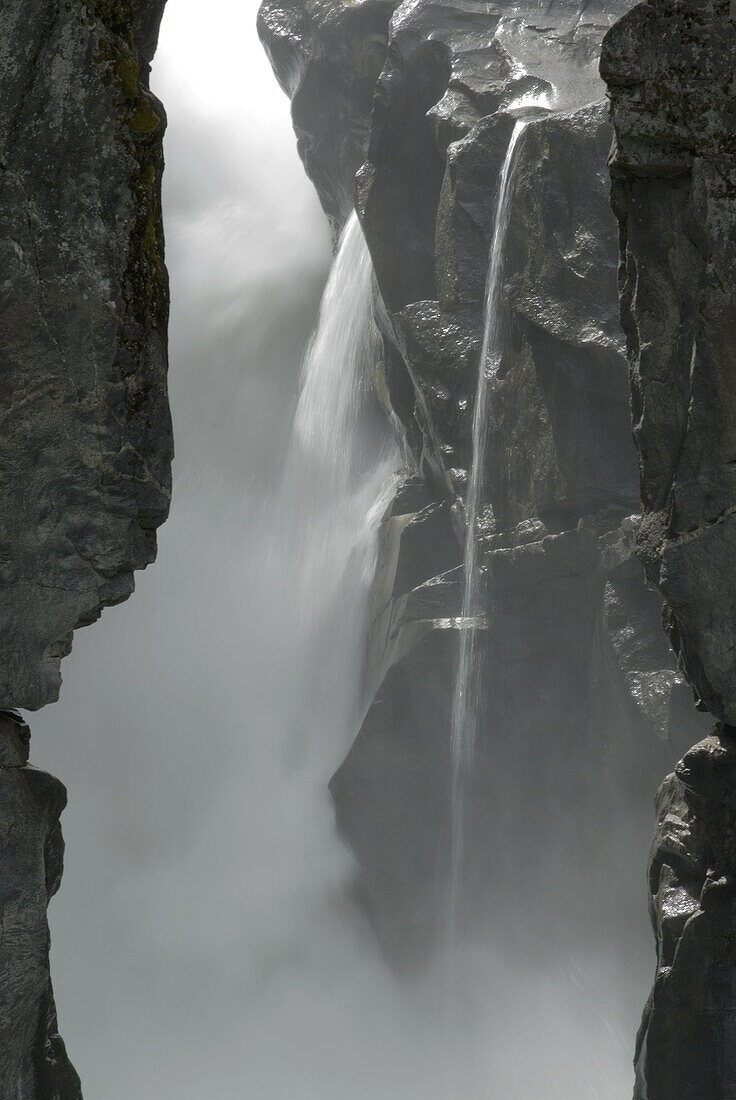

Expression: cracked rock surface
xmin=0 ymin=0 xmax=172 ymax=710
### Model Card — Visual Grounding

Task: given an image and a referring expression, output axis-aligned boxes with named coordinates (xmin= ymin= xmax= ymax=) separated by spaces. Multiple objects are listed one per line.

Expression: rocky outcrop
xmin=0 ymin=711 xmax=80 ymax=1098
xmin=0 ymin=0 xmax=172 ymax=711
xmin=1 ymin=1 xmax=172 ymax=1089
xmin=257 ymin=0 xmax=396 ymax=230
xmin=602 ymin=3 xmax=736 ymax=1094
xmin=260 ymin=0 xmax=710 ymax=970
xmin=603 ymin=0 xmax=736 ymax=729
xmin=634 ymin=728 xmax=736 ymax=1100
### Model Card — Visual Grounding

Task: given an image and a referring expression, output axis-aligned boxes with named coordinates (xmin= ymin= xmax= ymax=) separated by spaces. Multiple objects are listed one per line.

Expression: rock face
xmin=634 ymin=728 xmax=736 ymax=1100
xmin=603 ymin=0 xmax=736 ymax=729
xmin=0 ymin=712 xmax=80 ymax=1098
xmin=258 ymin=0 xmax=396 ymax=230
xmin=0 ymin=0 xmax=172 ymax=711
xmin=0 ymin=1 xmax=171 ymax=1090
xmin=603 ymin=3 xmax=736 ymax=1095
xmin=260 ymin=0 xmax=712 ymax=973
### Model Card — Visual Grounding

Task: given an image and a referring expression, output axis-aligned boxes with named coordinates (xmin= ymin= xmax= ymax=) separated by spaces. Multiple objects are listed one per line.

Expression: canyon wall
xmin=4 ymin=0 xmax=734 ymax=1092
xmin=603 ymin=3 xmax=736 ymax=1096
xmin=0 ymin=0 xmax=171 ymax=712
xmin=259 ymin=0 xmax=710 ymax=982
xmin=0 ymin=0 xmax=171 ymax=1090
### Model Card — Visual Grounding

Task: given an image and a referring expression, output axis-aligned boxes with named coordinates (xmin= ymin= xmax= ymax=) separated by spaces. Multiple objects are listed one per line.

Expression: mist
xmin=29 ymin=3 xmax=656 ymax=1097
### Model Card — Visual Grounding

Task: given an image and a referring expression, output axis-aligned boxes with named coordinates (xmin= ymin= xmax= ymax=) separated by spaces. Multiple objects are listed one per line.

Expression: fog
xmin=30 ymin=3 xmax=652 ymax=1096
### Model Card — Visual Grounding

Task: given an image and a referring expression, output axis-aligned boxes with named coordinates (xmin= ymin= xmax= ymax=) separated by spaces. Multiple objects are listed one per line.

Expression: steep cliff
xmin=0 ymin=0 xmax=171 ymax=712
xmin=0 ymin=1 xmax=171 ymax=1090
xmin=603 ymin=3 xmax=736 ymax=1095
xmin=632 ymin=729 xmax=736 ymax=1099
xmin=0 ymin=712 xmax=80 ymax=1098
xmin=603 ymin=0 xmax=736 ymax=729
xmin=260 ymin=0 xmax=707 ymax=973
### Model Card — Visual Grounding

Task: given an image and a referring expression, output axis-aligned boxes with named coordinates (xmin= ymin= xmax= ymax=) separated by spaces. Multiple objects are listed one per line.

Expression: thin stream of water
xmin=447 ymin=119 xmax=530 ymax=947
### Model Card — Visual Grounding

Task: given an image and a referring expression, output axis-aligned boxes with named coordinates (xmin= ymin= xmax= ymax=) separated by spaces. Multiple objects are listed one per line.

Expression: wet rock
xmin=491 ymin=100 xmax=638 ymax=531
xmin=393 ymin=301 xmax=482 ymax=487
xmin=436 ymin=110 xmax=517 ymax=310
xmin=260 ymin=0 xmax=695 ymax=970
xmin=0 ymin=0 xmax=172 ymax=710
xmin=389 ymin=500 xmax=460 ymax=599
xmin=357 ymin=0 xmax=504 ymax=310
xmin=257 ymin=0 xmax=396 ymax=229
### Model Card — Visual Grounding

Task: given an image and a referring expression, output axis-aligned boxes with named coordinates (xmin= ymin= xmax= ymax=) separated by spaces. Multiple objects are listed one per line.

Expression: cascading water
xmin=281 ymin=209 xmax=382 ymax=495
xmin=279 ymin=211 xmax=398 ymax=634
xmin=286 ymin=212 xmax=379 ymax=495
xmin=271 ymin=210 xmax=400 ymax=779
xmin=447 ymin=119 xmax=530 ymax=945
xmin=33 ymin=8 xmax=655 ymax=1095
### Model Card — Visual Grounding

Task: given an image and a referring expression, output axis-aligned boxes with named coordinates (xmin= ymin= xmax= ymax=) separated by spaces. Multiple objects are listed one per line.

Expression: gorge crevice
xmin=2 ymin=0 xmax=735 ymax=1093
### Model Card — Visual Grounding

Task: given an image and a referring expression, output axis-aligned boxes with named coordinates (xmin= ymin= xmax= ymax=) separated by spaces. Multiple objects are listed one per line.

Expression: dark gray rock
xmin=257 ymin=0 xmax=396 ymax=230
xmin=331 ymin=623 xmax=457 ymax=967
xmin=0 ymin=712 xmax=80 ymax=1097
xmin=0 ymin=0 xmax=172 ymax=710
xmin=260 ymin=0 xmax=695 ymax=976
xmin=634 ymin=729 xmax=736 ymax=1100
xmin=0 ymin=2 xmax=173 ymax=1090
xmin=357 ymin=0 xmax=495 ymax=310
xmin=359 ymin=7 xmax=641 ymax=512
xmin=337 ymin=513 xmax=702 ymax=963
xmin=389 ymin=498 xmax=460 ymax=599
xmin=603 ymin=6 xmax=736 ymax=1092
xmin=602 ymin=0 xmax=736 ymax=726
xmin=393 ymin=300 xmax=482 ymax=489
xmin=490 ymin=100 xmax=638 ymax=531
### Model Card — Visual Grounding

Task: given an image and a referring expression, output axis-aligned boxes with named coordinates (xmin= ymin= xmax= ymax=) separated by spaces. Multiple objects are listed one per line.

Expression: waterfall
xmin=285 ymin=212 xmax=380 ymax=497
xmin=447 ymin=119 xmax=529 ymax=943
xmin=262 ymin=206 xmax=400 ymax=885
xmin=279 ymin=210 xmax=399 ymax=641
